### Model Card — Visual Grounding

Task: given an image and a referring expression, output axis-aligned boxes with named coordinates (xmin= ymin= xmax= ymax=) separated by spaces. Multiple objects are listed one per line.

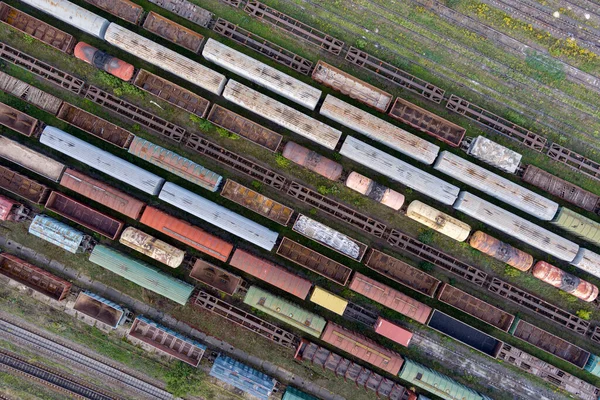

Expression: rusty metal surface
xmin=592 ymin=327 xmax=600 ymax=344
xmin=192 ymin=290 xmax=299 ymax=349
xmin=220 ymin=179 xmax=293 ymax=225
xmin=365 ymin=249 xmax=441 ymax=297
xmin=276 ymin=237 xmax=352 ymax=285
xmin=244 ymin=1 xmax=344 ymax=55
xmin=213 ymin=18 xmax=312 ymax=75
xmin=0 ymin=2 xmax=75 ymax=53
xmin=185 ymin=133 xmax=286 ymax=190
xmin=189 ymin=259 xmax=241 ymax=295
xmin=143 ymin=12 xmax=204 ymax=53
xmin=73 ymin=292 xmax=123 ymax=328
xmin=218 ymin=0 xmax=241 ymax=6
xmin=547 ymin=143 xmax=600 ymax=183
xmin=45 ymin=191 xmax=124 ymax=240
xmin=511 ymin=319 xmax=590 ymax=368
xmin=446 ymin=94 xmax=546 ymax=152
xmin=207 ymin=104 xmax=282 ymax=152
xmin=488 ymin=278 xmax=590 ymax=335
xmin=286 ymin=181 xmax=387 ymax=238
xmin=0 ymin=71 xmax=63 ymax=114
xmin=119 ymin=227 xmax=184 ymax=268
xmin=388 ymin=97 xmax=465 ymax=147
xmin=0 ymin=42 xmax=84 ymax=94
xmin=84 ymin=0 xmax=143 ymax=24
xmin=0 ymin=101 xmax=38 ymax=136
xmin=387 ymin=229 xmax=488 ymax=286
xmin=84 ymin=85 xmax=185 ymax=142
xmin=437 ymin=284 xmax=514 ymax=331
xmin=57 ymin=102 xmax=134 ymax=148
xmin=345 ymin=47 xmax=445 ymax=103
xmin=147 ymin=0 xmax=213 ymax=27
xmin=0 ymin=165 xmax=49 ymax=204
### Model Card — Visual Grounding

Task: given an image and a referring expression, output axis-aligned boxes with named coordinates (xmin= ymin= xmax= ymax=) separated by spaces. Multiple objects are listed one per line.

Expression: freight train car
xmin=0 ymin=165 xmax=49 ymax=204
xmin=465 ymin=136 xmax=522 ymax=174
xmin=345 ymin=172 xmax=405 ymax=210
xmin=0 ymin=101 xmax=39 ymax=137
xmin=309 ymin=286 xmax=348 ymax=316
xmin=73 ymin=42 xmax=134 ymax=81
xmin=142 ymin=11 xmax=204 ymax=53
xmin=469 ymin=231 xmax=533 ymax=271
xmin=374 ymin=317 xmax=413 ymax=347
xmin=189 ymin=259 xmax=241 ymax=295
xmin=532 ymin=261 xmax=598 ymax=302
xmin=0 ymin=71 xmax=64 ymax=115
xmin=84 ymin=0 xmax=143 ymax=24
xmin=119 ymin=227 xmax=185 ymax=268
xmin=282 ymin=142 xmax=343 ymax=181
xmin=0 ymin=136 xmax=65 ymax=182
xmin=552 ymin=208 xmax=600 ymax=248
xmin=572 ymin=249 xmax=600 ymax=281
xmin=28 ymin=214 xmax=89 ymax=254
xmin=73 ymin=291 xmax=125 ymax=329
xmin=0 ymin=195 xmax=28 ymax=222
xmin=209 ymin=355 xmax=276 ymax=400
xmin=406 ymin=201 xmax=471 ymax=242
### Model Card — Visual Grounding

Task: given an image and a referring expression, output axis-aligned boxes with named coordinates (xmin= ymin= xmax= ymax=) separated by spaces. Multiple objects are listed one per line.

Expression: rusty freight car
xmin=73 ymin=291 xmax=125 ymax=329
xmin=143 ymin=11 xmax=204 ymax=53
xmin=119 ymin=227 xmax=185 ymax=268
xmin=84 ymin=0 xmax=143 ymax=24
xmin=0 ymin=253 xmax=71 ymax=300
xmin=0 ymin=101 xmax=38 ymax=137
xmin=388 ymin=98 xmax=466 ymax=147
xmin=45 ymin=191 xmax=124 ymax=240
xmin=0 ymin=165 xmax=49 ymax=204
xmin=0 ymin=195 xmax=28 ymax=221
xmin=0 ymin=2 xmax=75 ymax=52
xmin=189 ymin=259 xmax=242 ymax=296
xmin=220 ymin=179 xmax=293 ymax=225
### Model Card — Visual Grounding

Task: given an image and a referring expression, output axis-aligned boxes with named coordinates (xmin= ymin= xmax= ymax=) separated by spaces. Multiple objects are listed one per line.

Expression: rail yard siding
xmin=203 ymin=39 xmax=321 ymax=110
xmin=340 ymin=136 xmax=459 ymax=205
xmin=454 ymin=192 xmax=580 ymax=262
xmin=321 ymin=95 xmax=439 ymax=165
xmin=467 ymin=136 xmax=522 ymax=174
xmin=119 ymin=227 xmax=185 ymax=268
xmin=104 ymin=24 xmax=226 ymax=95
xmin=312 ymin=61 xmax=392 ymax=112
xmin=309 ymin=287 xmax=348 ymax=316
xmin=40 ymin=127 xmax=165 ymax=195
xmin=0 ymin=101 xmax=38 ymax=136
xmin=434 ymin=151 xmax=559 ymax=221
xmin=189 ymin=259 xmax=241 ymax=295
xmin=209 ymin=355 xmax=276 ymax=400
xmin=142 ymin=11 xmax=204 ymax=53
xmin=292 ymin=214 xmax=364 ymax=260
xmin=572 ymin=249 xmax=600 ymax=280
xmin=553 ymin=208 xmax=600 ymax=247
xmin=223 ymin=80 xmax=342 ymax=150
xmin=139 ymin=206 xmax=233 ymax=262
xmin=349 ymin=272 xmax=432 ymax=324
xmin=28 ymin=215 xmax=84 ymax=254
xmin=0 ymin=165 xmax=49 ymax=204
xmin=229 ymin=250 xmax=312 ymax=299
xmin=89 ymin=245 xmax=193 ymax=305
xmin=406 ymin=201 xmax=471 ymax=242
xmin=0 ymin=136 xmax=65 ymax=182
xmin=73 ymin=291 xmax=124 ymax=328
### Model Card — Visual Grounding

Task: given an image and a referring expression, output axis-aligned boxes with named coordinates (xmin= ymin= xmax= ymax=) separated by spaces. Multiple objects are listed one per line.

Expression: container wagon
xmin=309 ymin=286 xmax=348 ymax=316
xmin=203 ymin=39 xmax=321 ymax=110
xmin=552 ymin=208 xmax=600 ymax=248
xmin=209 ymin=355 xmax=276 ymax=400
xmin=311 ymin=61 xmax=393 ymax=112
xmin=223 ymin=80 xmax=341 ymax=150
xmin=374 ymin=317 xmax=413 ymax=347
xmin=466 ymin=136 xmax=522 ymax=174
xmin=104 ymin=23 xmax=227 ymax=95
xmin=0 ymin=165 xmax=49 ymax=204
xmin=282 ymin=142 xmax=343 ymax=181
xmin=469 ymin=231 xmax=533 ymax=271
xmin=84 ymin=0 xmax=143 ymax=24
xmin=0 ymin=195 xmax=28 ymax=222
xmin=73 ymin=291 xmax=125 ymax=329
xmin=388 ymin=98 xmax=466 ymax=148
xmin=0 ymin=135 xmax=65 ymax=182
xmin=189 ymin=259 xmax=241 ymax=296
xmin=45 ymin=191 xmax=124 ymax=240
xmin=28 ymin=214 xmax=88 ymax=254
xmin=321 ymin=95 xmax=440 ymax=165
xmin=73 ymin=42 xmax=134 ymax=81
xmin=139 ymin=206 xmax=233 ymax=262
xmin=0 ymin=101 xmax=38 ymax=137
xmin=345 ymin=171 xmax=405 ymax=210
xmin=532 ymin=261 xmax=598 ymax=302
xmin=406 ymin=201 xmax=471 ymax=242
xmin=142 ymin=11 xmax=204 ymax=53
xmin=228 ymin=249 xmax=312 ymax=299
xmin=340 ymin=136 xmax=459 ymax=206
xmin=119 ymin=227 xmax=185 ymax=268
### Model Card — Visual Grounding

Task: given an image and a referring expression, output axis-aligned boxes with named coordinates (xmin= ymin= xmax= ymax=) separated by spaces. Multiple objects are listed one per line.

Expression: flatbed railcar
xmin=0 ymin=71 xmax=63 ymax=115
xmin=189 ymin=259 xmax=241 ymax=295
xmin=0 ymin=136 xmax=65 ymax=182
xmin=84 ymin=0 xmax=143 ymax=24
xmin=142 ymin=11 xmax=204 ymax=53
xmin=0 ymin=164 xmax=49 ymax=204
xmin=0 ymin=101 xmax=39 ymax=137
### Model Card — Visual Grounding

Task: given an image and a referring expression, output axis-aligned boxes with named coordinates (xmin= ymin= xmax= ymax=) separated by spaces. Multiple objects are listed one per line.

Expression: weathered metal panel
xmin=532 ymin=261 xmax=598 ymax=302
xmin=142 ymin=12 xmax=204 ymax=53
xmin=321 ymin=95 xmax=439 ymax=164
xmin=435 ymin=151 xmax=559 ymax=221
xmin=147 ymin=0 xmax=213 ymax=27
xmin=469 ymin=231 xmax=533 ymax=271
xmin=189 ymin=259 xmax=241 ymax=295
xmin=340 ymin=136 xmax=459 ymax=205
xmin=0 ymin=2 xmax=75 ymax=52
xmin=90 ymin=245 xmax=194 ymax=305
xmin=312 ymin=61 xmax=392 ymax=112
xmin=104 ymin=24 xmax=226 ymax=95
xmin=454 ymin=192 xmax=578 ymax=262
xmin=547 ymin=143 xmax=600 ymax=183
xmin=159 ymin=182 xmax=279 ymax=251
xmin=119 ymin=227 xmax=185 ymax=268
xmin=220 ymin=179 xmax=293 ymax=225
xmin=0 ymin=164 xmax=49 ymax=204
xmin=292 ymin=214 xmax=366 ymax=261
xmin=40 ymin=126 xmax=164 ymax=195
xmin=139 ymin=206 xmax=233 ymax=262
xmin=223 ymin=80 xmax=341 ymax=150
xmin=18 ymin=0 xmax=109 ymax=38
xmin=572 ymin=248 xmax=600 ymax=280
xmin=229 ymin=249 xmax=311 ymax=299
xmin=374 ymin=318 xmax=412 ymax=348
xmin=0 ymin=101 xmax=38 ymax=136
xmin=0 ymin=135 xmax=64 ymax=181
xmin=406 ymin=201 xmax=471 ymax=242
xmin=553 ymin=208 xmax=600 ymax=248
xmin=282 ymin=142 xmax=342 ymax=180
xmin=388 ymin=97 xmax=465 ymax=147
xmin=203 ymin=39 xmax=320 ymax=110
xmin=84 ymin=0 xmax=143 ymax=24
xmin=73 ymin=291 xmax=124 ymax=328
xmin=28 ymin=214 xmax=84 ymax=254
xmin=309 ymin=286 xmax=348 ymax=316
xmin=209 ymin=355 xmax=276 ymax=400
xmin=0 ymin=71 xmax=63 ymax=115
xmin=467 ymin=136 xmax=522 ymax=174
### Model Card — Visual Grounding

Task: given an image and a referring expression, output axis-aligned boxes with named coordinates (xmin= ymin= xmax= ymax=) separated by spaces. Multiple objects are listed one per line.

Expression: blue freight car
xmin=209 ymin=355 xmax=276 ymax=400
xmin=28 ymin=215 xmax=86 ymax=254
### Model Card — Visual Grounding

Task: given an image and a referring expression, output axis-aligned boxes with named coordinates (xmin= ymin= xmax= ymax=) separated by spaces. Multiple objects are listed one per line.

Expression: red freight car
xmin=374 ymin=317 xmax=413 ymax=347
xmin=0 ymin=194 xmax=28 ymax=221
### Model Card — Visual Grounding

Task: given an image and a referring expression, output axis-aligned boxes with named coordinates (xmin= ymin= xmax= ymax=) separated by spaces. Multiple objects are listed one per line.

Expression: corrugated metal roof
xmin=434 ymin=151 xmax=558 ymax=221
xmin=374 ymin=317 xmax=412 ymax=347
xmin=105 ymin=24 xmax=226 ymax=95
xmin=89 ymin=245 xmax=193 ymax=305
xmin=309 ymin=286 xmax=348 ymax=316
xmin=553 ymin=208 xmax=600 ymax=247
xmin=135 ymin=316 xmax=206 ymax=351
xmin=223 ymin=80 xmax=341 ymax=150
xmin=320 ymin=95 xmax=440 ymax=164
xmin=572 ymin=248 xmax=600 ymax=280
xmin=28 ymin=215 xmax=84 ymax=254
xmin=0 ymin=135 xmax=65 ymax=181
xmin=467 ymin=136 xmax=522 ymax=174
xmin=585 ymin=354 xmax=600 ymax=376
xmin=209 ymin=355 xmax=276 ymax=400
xmin=40 ymin=127 xmax=164 ymax=195
xmin=293 ymin=215 xmax=361 ymax=259
xmin=203 ymin=39 xmax=321 ymax=110
xmin=243 ymin=286 xmax=326 ymax=337
xmin=128 ymin=137 xmax=222 ymax=192
xmin=282 ymin=387 xmax=318 ymax=400
xmin=159 ymin=182 xmax=278 ymax=251
xmin=454 ymin=192 xmax=579 ymax=262
xmin=340 ymin=136 xmax=459 ymax=205
xmin=399 ymin=359 xmax=488 ymax=400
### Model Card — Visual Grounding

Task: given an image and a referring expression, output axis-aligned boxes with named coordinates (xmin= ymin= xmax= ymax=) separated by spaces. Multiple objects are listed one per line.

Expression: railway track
xmin=0 ymin=350 xmax=116 ymax=400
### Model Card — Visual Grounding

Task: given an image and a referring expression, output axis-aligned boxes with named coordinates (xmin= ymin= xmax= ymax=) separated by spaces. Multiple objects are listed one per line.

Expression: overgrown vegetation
xmin=165 ymin=362 xmax=210 ymax=398
xmin=275 ymin=154 xmax=290 ymax=168
xmin=94 ymin=71 xmax=145 ymax=98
